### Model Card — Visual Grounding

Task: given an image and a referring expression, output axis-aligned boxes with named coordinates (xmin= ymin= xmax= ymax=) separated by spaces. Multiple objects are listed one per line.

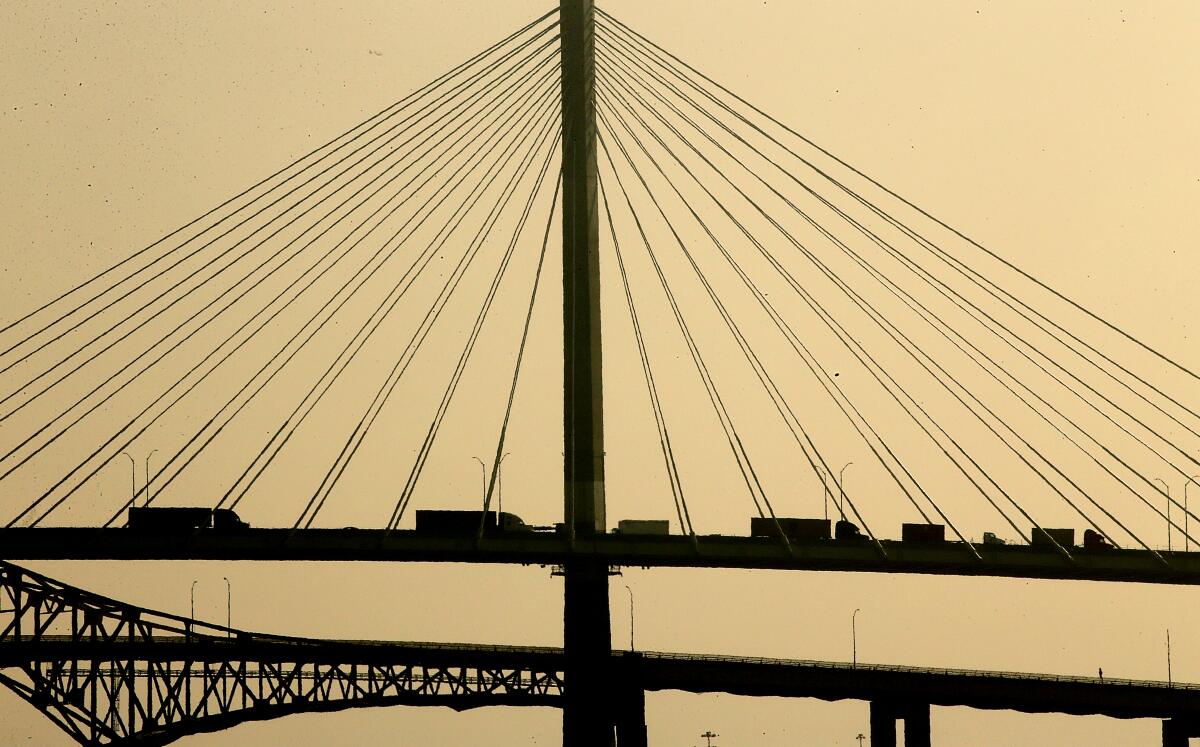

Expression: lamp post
xmin=119 ymin=452 xmax=136 ymax=506
xmin=144 ymin=449 xmax=159 ymax=507
xmin=189 ymin=580 xmax=198 ymax=639
xmin=821 ymin=470 xmax=829 ymax=522
xmin=222 ymin=577 xmax=231 ymax=636
xmin=1167 ymin=627 xmax=1173 ymax=686
xmin=1154 ymin=477 xmax=1171 ymax=551
xmin=838 ymin=462 xmax=854 ymax=521
xmin=1186 ymin=477 xmax=1199 ymax=552
xmin=471 ymin=456 xmax=487 ymax=509
xmin=852 ymin=608 xmax=861 ymax=666
xmin=856 ymin=734 xmax=866 ymax=746
xmin=624 ymin=585 xmax=635 ymax=651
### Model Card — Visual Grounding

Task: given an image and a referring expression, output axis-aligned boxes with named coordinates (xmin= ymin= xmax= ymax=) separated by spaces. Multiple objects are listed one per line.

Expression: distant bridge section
xmin=6 ymin=528 xmax=1200 ymax=585
xmin=5 ymin=558 xmax=1200 ymax=745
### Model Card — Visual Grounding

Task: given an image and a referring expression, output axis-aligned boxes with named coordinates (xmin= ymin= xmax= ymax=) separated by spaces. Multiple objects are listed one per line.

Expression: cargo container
xmin=615 ymin=519 xmax=670 ymax=535
xmin=1031 ymin=527 xmax=1075 ymax=548
xmin=751 ymin=517 xmax=830 ymax=541
xmin=1083 ymin=529 xmax=1113 ymax=550
xmin=835 ymin=520 xmax=864 ymax=541
xmin=128 ymin=507 xmax=248 ymax=531
xmin=901 ymin=523 xmax=945 ymax=543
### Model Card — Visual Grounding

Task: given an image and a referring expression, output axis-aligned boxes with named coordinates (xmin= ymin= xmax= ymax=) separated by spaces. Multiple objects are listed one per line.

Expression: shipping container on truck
xmin=901 ymin=523 xmax=946 ymax=543
xmin=615 ymin=519 xmax=670 ymax=535
xmin=1031 ymin=527 xmax=1075 ymax=548
xmin=750 ymin=517 xmax=830 ymax=541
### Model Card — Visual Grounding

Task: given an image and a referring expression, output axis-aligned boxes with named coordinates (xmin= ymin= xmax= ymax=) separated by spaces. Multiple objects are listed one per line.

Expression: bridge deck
xmin=5 ymin=634 xmax=1197 ymax=720
xmin=4 ymin=528 xmax=1200 ymax=584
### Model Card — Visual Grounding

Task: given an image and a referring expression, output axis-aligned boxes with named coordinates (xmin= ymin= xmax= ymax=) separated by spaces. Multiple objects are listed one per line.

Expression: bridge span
xmin=5 ymin=527 xmax=1200 ymax=585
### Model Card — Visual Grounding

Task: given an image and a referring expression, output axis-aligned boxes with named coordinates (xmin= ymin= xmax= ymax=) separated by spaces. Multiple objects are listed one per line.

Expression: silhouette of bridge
xmin=5 ymin=559 xmax=1200 ymax=747
xmin=2 ymin=1 xmax=1199 ymax=745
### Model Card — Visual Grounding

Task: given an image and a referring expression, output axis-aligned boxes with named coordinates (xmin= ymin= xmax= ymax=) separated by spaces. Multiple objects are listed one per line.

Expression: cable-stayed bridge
xmin=2 ymin=2 xmax=1199 ymax=745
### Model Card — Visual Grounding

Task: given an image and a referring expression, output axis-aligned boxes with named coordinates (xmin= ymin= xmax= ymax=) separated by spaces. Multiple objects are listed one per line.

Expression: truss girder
xmin=0 ymin=561 xmax=562 ymax=745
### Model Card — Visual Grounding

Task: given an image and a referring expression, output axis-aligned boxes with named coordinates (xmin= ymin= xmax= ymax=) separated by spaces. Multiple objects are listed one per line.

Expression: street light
xmin=852 ymin=608 xmax=861 ymax=666
xmin=189 ymin=580 xmax=198 ymax=639
xmin=624 ymin=585 xmax=635 ymax=651
xmin=145 ymin=449 xmax=159 ymax=507
xmin=471 ymin=457 xmax=487 ymax=509
xmin=1153 ymin=477 xmax=1171 ymax=551
xmin=821 ymin=470 xmax=830 ymax=522
xmin=119 ymin=451 xmax=137 ymax=506
xmin=1186 ymin=477 xmax=1199 ymax=552
xmin=838 ymin=462 xmax=854 ymax=521
xmin=222 ymin=577 xmax=231 ymax=636
xmin=856 ymin=734 xmax=866 ymax=747
xmin=1167 ymin=627 xmax=1173 ymax=686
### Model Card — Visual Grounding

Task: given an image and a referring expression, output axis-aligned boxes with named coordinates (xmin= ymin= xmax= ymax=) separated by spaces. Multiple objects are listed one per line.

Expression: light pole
xmin=1154 ymin=477 xmax=1171 ymax=551
xmin=1167 ymin=627 xmax=1173 ymax=686
xmin=700 ymin=731 xmax=718 ymax=747
xmin=852 ymin=608 xmax=861 ymax=666
xmin=838 ymin=462 xmax=854 ymax=521
xmin=119 ymin=451 xmax=137 ymax=506
xmin=471 ymin=456 xmax=487 ymax=510
xmin=856 ymin=734 xmax=866 ymax=746
xmin=189 ymin=580 xmax=198 ymax=639
xmin=222 ymin=577 xmax=231 ymax=636
xmin=1186 ymin=477 xmax=1199 ymax=552
xmin=145 ymin=449 xmax=159 ymax=507
xmin=624 ymin=585 xmax=635 ymax=651
xmin=821 ymin=470 xmax=829 ymax=522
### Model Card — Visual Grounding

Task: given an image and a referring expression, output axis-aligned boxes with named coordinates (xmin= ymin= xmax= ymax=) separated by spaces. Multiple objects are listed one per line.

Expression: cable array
xmin=1 ymin=6 xmax=1196 ymax=553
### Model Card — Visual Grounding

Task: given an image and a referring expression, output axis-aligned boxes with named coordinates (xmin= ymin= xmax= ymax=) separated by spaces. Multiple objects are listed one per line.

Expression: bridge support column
xmin=1163 ymin=718 xmax=1200 ymax=746
xmin=904 ymin=702 xmax=931 ymax=747
xmin=563 ymin=559 xmax=613 ymax=747
xmin=614 ymin=654 xmax=647 ymax=747
xmin=870 ymin=701 xmax=897 ymax=747
xmin=871 ymin=701 xmax=930 ymax=747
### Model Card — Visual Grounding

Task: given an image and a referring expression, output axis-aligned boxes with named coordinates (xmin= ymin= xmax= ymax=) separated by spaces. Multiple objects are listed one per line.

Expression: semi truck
xmin=127 ymin=507 xmax=248 ymax=531
xmin=413 ymin=510 xmax=532 ymax=535
xmin=750 ymin=517 xmax=830 ymax=541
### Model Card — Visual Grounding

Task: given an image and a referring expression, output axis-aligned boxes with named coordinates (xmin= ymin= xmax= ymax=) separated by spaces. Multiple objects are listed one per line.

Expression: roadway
xmin=3 ymin=528 xmax=1200 ymax=584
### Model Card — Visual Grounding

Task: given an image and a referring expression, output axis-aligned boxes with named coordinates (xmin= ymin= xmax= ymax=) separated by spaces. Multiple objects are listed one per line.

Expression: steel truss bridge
xmin=5 ymin=560 xmax=1200 ymax=747
xmin=2 ymin=1 xmax=1199 ymax=745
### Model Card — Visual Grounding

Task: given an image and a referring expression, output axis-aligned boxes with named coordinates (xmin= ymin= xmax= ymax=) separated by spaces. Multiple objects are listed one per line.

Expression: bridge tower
xmin=560 ymin=1 xmax=614 ymax=745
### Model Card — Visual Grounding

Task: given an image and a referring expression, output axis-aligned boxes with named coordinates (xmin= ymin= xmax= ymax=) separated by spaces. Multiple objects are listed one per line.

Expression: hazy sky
xmin=2 ymin=1 xmax=1199 ymax=745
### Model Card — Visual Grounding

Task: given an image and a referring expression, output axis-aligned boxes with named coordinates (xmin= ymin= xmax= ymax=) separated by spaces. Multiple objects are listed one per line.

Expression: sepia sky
xmin=2 ymin=1 xmax=1199 ymax=744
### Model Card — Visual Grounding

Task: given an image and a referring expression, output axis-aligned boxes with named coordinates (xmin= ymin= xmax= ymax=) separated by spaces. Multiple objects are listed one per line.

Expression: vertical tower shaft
xmin=560 ymin=2 xmax=613 ymax=745
xmin=560 ymin=0 xmax=605 ymax=536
